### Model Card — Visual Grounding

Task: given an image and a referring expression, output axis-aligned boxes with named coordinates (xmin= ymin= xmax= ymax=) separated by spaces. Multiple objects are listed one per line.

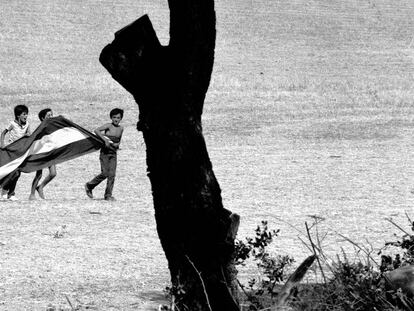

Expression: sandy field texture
xmin=1 ymin=0 xmax=414 ymax=310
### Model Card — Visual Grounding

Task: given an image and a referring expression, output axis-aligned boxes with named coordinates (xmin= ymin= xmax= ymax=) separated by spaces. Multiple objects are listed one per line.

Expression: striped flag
xmin=0 ymin=116 xmax=104 ymax=181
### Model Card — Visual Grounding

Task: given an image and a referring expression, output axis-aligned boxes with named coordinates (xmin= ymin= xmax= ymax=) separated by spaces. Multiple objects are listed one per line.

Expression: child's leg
xmin=1 ymin=174 xmax=12 ymax=197
xmin=29 ymin=170 xmax=43 ymax=200
xmin=5 ymin=170 xmax=21 ymax=198
xmin=104 ymin=154 xmax=117 ymax=199
xmin=1 ymin=170 xmax=17 ymax=193
xmin=37 ymin=165 xmax=57 ymax=199
xmin=86 ymin=153 xmax=108 ymax=193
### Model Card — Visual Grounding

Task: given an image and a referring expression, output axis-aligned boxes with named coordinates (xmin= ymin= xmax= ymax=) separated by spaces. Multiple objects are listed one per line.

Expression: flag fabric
xmin=0 ymin=116 xmax=104 ymax=181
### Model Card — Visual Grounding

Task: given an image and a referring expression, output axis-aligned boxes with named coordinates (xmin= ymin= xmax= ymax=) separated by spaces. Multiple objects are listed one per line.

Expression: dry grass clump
xmin=234 ymin=215 xmax=414 ymax=311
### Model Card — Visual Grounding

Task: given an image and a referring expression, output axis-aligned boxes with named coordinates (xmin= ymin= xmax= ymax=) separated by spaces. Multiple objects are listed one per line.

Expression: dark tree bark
xmin=99 ymin=1 xmax=240 ymax=310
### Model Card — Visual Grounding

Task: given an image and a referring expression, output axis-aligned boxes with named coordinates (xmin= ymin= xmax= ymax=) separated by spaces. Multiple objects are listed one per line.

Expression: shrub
xmin=235 ymin=221 xmax=294 ymax=310
xmin=291 ymin=216 xmax=414 ymax=311
xmin=379 ymin=217 xmax=414 ymax=272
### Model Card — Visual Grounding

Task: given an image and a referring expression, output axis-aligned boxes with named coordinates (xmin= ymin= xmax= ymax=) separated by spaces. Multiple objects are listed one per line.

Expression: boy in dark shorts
xmin=85 ymin=108 xmax=124 ymax=201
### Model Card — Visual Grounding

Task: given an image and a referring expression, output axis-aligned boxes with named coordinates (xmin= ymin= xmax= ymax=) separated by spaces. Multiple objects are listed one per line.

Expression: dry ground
xmin=1 ymin=0 xmax=414 ymax=310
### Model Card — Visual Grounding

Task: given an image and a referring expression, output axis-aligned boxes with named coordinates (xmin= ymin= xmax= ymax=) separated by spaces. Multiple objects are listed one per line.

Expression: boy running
xmin=1 ymin=105 xmax=31 ymax=201
xmin=85 ymin=108 xmax=124 ymax=201
xmin=29 ymin=108 xmax=57 ymax=200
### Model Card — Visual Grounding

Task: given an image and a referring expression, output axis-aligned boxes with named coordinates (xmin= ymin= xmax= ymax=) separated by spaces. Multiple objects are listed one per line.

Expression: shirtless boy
xmin=84 ymin=108 xmax=124 ymax=201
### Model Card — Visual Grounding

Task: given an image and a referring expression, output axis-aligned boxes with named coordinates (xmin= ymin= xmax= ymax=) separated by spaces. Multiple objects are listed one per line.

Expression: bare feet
xmin=36 ymin=186 xmax=45 ymax=199
xmin=29 ymin=194 xmax=36 ymax=201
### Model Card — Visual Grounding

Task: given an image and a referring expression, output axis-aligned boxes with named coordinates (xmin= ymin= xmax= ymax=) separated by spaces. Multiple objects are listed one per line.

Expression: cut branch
xmin=273 ymin=255 xmax=316 ymax=309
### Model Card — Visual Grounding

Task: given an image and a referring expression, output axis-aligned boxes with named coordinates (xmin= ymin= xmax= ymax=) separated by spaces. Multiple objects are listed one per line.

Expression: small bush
xmin=294 ymin=259 xmax=388 ymax=311
xmin=291 ymin=216 xmax=414 ymax=311
xmin=235 ymin=221 xmax=294 ymax=310
xmin=237 ymin=217 xmax=414 ymax=311
xmin=379 ymin=218 xmax=414 ymax=272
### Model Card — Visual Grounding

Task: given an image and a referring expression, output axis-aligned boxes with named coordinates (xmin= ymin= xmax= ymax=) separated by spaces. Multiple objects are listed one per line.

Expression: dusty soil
xmin=1 ymin=0 xmax=414 ymax=310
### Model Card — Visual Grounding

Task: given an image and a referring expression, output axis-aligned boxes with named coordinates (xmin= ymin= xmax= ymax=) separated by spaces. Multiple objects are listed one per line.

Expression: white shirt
xmin=6 ymin=120 xmax=31 ymax=144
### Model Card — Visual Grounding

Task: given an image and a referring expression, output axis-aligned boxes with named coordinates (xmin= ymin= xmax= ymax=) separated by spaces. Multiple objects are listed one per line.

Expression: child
xmin=85 ymin=108 xmax=124 ymax=201
xmin=1 ymin=104 xmax=31 ymax=201
xmin=29 ymin=108 xmax=57 ymax=200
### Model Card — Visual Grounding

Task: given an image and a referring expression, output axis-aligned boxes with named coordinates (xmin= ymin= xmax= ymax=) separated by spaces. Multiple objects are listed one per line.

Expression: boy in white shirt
xmin=0 ymin=105 xmax=31 ymax=200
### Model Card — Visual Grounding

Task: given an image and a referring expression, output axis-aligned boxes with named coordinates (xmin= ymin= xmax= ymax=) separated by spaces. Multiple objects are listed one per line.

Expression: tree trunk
xmin=99 ymin=1 xmax=240 ymax=310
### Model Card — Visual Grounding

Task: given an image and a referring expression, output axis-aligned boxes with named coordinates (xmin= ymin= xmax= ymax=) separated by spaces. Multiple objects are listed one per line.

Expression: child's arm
xmin=94 ymin=123 xmax=112 ymax=148
xmin=0 ymin=126 xmax=12 ymax=148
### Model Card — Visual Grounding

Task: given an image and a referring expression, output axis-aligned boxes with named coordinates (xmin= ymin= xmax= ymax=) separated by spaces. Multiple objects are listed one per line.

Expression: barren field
xmin=1 ymin=0 xmax=414 ymax=310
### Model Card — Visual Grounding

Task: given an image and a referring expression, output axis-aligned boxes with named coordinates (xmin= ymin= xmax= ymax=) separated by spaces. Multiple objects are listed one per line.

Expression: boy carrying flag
xmin=1 ymin=105 xmax=31 ymax=201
